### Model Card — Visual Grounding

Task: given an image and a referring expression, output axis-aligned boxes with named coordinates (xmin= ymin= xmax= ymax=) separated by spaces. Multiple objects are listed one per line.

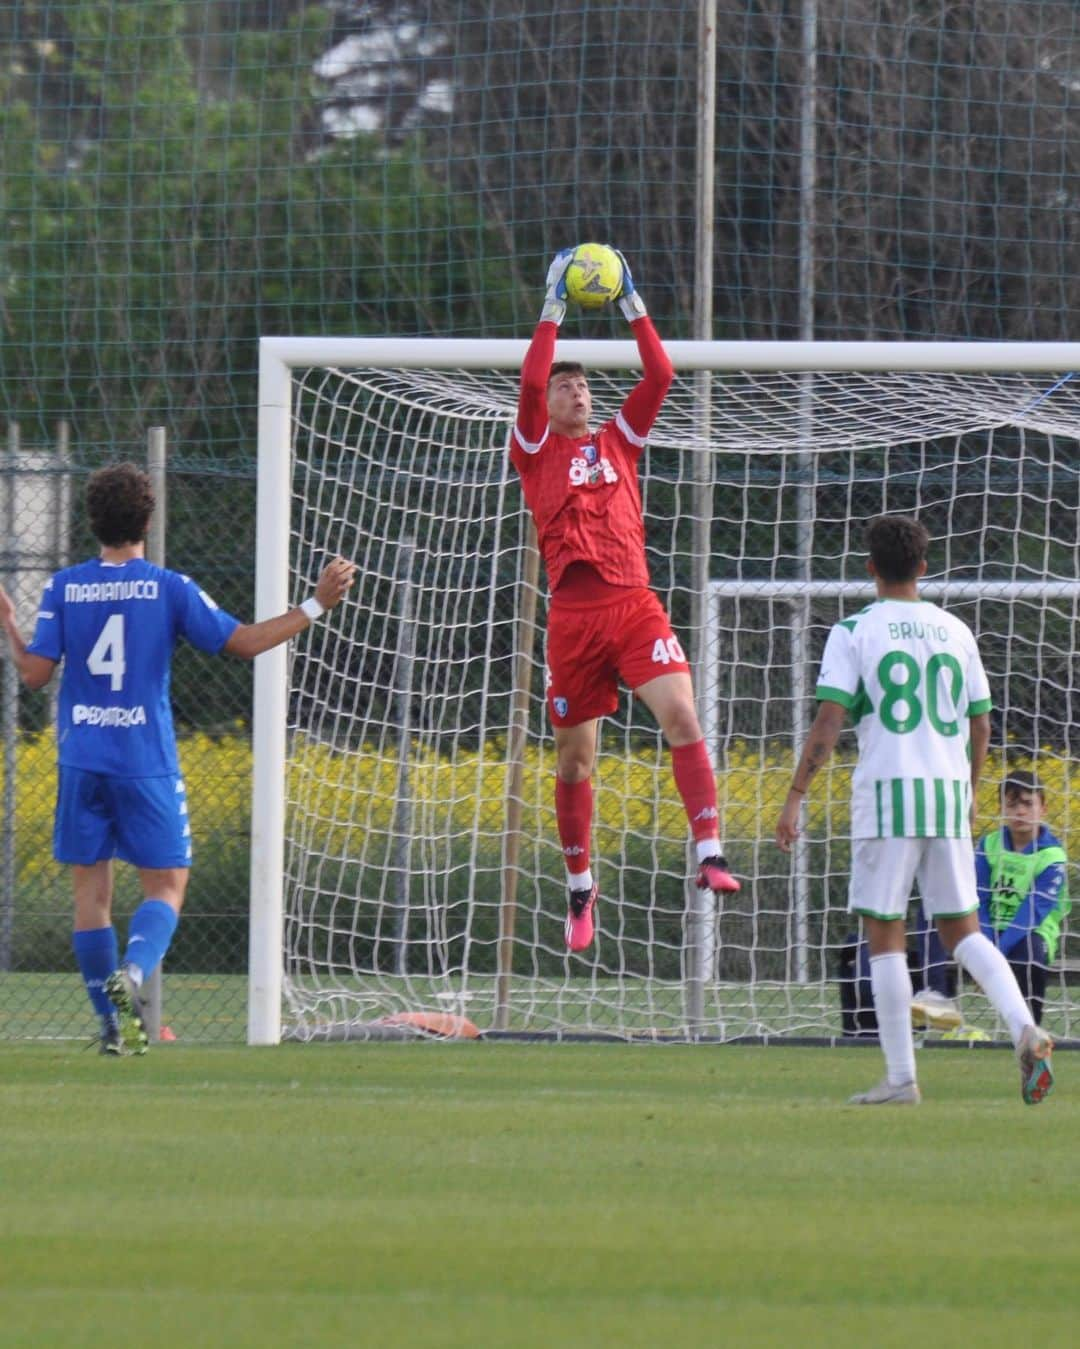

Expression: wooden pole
xmin=494 ymin=517 xmax=540 ymax=1031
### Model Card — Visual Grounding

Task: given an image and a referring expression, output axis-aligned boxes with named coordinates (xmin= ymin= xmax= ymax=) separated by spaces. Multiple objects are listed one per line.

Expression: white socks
xmin=868 ymin=933 xmax=1034 ymax=1086
xmin=870 ymin=952 xmax=917 ymax=1086
xmin=953 ymin=931 xmax=1033 ymax=1045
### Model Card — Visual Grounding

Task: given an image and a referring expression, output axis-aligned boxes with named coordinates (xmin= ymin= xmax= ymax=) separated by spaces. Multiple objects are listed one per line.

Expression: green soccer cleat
xmin=104 ymin=968 xmax=149 ymax=1056
xmin=1016 ymin=1024 xmax=1054 ymax=1106
xmin=848 ymin=1078 xmax=921 ymax=1106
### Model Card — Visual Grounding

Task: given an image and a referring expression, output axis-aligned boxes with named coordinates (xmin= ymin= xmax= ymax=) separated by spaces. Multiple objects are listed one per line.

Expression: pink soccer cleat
xmin=565 ymin=883 xmax=598 ymax=952
xmin=696 ymin=855 xmax=740 ymax=895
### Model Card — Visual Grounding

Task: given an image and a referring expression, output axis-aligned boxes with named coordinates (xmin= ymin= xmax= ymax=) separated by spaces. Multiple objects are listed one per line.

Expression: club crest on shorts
xmin=553 ymin=697 xmax=569 ymax=718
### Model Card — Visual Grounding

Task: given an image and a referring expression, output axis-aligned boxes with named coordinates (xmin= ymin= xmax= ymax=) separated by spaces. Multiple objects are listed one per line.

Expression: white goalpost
xmin=249 ymin=337 xmax=1080 ymax=1046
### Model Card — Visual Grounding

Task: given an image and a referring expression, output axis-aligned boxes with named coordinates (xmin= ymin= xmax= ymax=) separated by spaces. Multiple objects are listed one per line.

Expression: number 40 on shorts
xmin=651 ymin=635 xmax=686 ymax=665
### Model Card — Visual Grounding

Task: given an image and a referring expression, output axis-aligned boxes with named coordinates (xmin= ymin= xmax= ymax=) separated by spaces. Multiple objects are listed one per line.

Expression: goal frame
xmin=250 ymin=336 xmax=1080 ymax=1045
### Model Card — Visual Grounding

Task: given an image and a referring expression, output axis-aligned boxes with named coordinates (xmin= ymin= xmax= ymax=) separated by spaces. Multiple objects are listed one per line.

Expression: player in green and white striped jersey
xmin=775 ymin=515 xmax=1054 ymax=1107
xmin=815 ymin=566 xmax=991 ymax=844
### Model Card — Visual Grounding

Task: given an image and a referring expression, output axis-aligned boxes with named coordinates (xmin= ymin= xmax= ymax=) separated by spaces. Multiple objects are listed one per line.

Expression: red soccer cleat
xmin=565 ymin=883 xmax=598 ymax=952
xmin=696 ymin=855 xmax=740 ymax=895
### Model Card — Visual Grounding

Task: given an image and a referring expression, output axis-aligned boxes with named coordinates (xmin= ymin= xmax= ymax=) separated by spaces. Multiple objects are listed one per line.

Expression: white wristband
xmin=300 ymin=596 xmax=325 ymax=622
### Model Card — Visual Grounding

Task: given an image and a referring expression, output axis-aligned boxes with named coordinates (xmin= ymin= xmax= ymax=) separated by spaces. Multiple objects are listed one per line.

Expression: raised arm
xmin=514 ymin=250 xmax=574 ymax=452
xmin=224 ymin=557 xmax=357 ymax=660
xmin=612 ymin=253 xmax=674 ymax=442
xmin=515 ymin=319 xmax=559 ymax=451
xmin=0 ymin=582 xmax=56 ymax=690
xmin=620 ymin=316 xmax=675 ymax=443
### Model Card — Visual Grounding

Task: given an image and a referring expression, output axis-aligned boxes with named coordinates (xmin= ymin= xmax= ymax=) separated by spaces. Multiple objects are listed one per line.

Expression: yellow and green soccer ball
xmin=564 ymin=242 xmax=624 ymax=309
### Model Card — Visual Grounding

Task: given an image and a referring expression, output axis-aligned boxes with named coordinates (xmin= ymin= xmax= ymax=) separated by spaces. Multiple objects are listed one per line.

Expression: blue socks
xmin=122 ymin=899 xmax=179 ymax=985
xmin=73 ymin=926 xmax=119 ymax=1023
xmin=74 ymin=903 xmax=177 ymax=1029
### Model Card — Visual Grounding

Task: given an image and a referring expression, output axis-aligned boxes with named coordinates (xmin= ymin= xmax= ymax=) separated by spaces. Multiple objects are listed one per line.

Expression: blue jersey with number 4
xmin=27 ymin=557 xmax=240 ymax=777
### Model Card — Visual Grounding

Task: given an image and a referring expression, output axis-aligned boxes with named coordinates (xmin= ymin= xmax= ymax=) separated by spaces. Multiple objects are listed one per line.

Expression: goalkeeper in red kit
xmin=511 ymin=248 xmax=739 ymax=953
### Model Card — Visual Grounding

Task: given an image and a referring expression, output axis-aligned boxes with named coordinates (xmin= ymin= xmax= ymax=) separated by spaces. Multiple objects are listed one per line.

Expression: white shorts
xmin=848 ymin=836 xmax=978 ymax=921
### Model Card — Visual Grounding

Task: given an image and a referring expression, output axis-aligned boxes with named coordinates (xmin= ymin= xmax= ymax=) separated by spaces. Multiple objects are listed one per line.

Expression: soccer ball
xmin=564 ymin=242 xmax=624 ymax=310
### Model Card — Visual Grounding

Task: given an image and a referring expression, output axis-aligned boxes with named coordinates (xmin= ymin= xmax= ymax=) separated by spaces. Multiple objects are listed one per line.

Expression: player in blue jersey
xmin=0 ymin=462 xmax=356 ymax=1054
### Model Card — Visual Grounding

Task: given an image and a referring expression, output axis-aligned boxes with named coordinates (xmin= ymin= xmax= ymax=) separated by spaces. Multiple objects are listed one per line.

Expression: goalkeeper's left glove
xmin=614 ymin=249 xmax=647 ymax=321
xmin=540 ymin=248 xmax=574 ymax=325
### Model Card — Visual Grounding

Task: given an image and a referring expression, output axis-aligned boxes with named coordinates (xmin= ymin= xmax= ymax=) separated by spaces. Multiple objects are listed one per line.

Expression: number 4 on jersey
xmin=87 ymin=613 xmax=126 ymax=691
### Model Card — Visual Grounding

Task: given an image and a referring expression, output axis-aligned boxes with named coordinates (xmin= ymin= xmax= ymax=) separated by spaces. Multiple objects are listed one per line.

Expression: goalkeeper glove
xmin=614 ymin=249 xmax=647 ymax=321
xmin=540 ymin=248 xmax=574 ymax=325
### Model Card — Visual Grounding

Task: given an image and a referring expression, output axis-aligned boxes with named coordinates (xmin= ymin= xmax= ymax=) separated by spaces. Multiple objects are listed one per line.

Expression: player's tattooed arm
xmin=792 ymin=706 xmax=846 ymax=791
xmin=775 ymin=701 xmax=846 ymax=851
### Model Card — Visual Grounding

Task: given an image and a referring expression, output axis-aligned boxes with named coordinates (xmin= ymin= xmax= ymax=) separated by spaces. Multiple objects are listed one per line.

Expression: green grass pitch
xmin=0 ymin=1041 xmax=1075 ymax=1348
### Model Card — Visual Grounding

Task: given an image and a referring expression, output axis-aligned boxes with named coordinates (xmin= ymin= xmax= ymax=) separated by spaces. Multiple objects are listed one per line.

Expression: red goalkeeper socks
xmin=671 ymin=739 xmax=720 ymax=846
xmin=555 ymin=776 xmax=593 ymax=883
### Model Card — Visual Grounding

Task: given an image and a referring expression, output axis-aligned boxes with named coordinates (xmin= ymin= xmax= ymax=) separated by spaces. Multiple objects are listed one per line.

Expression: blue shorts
xmin=54 ymin=767 xmax=192 ymax=869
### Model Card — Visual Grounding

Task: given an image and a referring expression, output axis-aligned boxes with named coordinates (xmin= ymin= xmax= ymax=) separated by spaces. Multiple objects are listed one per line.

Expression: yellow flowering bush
xmin=9 ymin=730 xmax=1072 ymax=883
xmin=6 ymin=727 xmax=1071 ymax=974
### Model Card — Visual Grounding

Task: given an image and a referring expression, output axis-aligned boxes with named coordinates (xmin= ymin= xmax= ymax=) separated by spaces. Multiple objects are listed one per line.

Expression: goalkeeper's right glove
xmin=540 ymin=248 xmax=574 ymax=325
xmin=614 ymin=249 xmax=647 ymax=321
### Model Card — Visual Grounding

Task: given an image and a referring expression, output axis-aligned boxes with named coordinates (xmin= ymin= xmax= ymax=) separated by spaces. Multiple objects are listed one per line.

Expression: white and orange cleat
xmin=696 ymin=855 xmax=740 ymax=895
xmin=565 ymin=883 xmax=598 ymax=952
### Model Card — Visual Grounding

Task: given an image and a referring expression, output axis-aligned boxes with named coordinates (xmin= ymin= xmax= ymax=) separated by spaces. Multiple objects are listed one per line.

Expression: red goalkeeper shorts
xmin=545 ymin=587 xmax=690 ymax=727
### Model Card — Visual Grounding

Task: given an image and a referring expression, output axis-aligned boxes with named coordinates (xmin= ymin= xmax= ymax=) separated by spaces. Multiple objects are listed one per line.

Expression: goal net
xmin=250 ymin=338 xmax=1080 ymax=1045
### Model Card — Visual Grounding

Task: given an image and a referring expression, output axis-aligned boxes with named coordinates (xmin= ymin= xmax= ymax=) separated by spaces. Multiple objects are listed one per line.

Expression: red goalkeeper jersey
xmin=510 ymin=317 xmax=674 ymax=593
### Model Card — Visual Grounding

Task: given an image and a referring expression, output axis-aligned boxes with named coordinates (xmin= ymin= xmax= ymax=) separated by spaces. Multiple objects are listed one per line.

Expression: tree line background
xmin=5 ymin=0 xmax=1080 ymax=456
